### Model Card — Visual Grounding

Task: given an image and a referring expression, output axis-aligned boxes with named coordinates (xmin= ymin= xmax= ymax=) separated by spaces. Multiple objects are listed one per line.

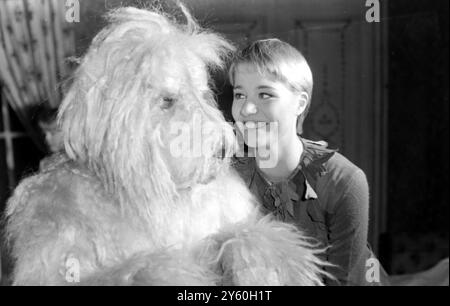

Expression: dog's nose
xmin=241 ymin=101 xmax=257 ymax=117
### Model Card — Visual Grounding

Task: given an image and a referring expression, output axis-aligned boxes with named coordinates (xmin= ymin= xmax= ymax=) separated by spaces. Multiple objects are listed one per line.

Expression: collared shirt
xmin=233 ymin=138 xmax=389 ymax=286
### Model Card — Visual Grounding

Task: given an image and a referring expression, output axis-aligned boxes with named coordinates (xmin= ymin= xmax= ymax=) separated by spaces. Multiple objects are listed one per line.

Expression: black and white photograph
xmin=0 ymin=0 xmax=448 ymax=288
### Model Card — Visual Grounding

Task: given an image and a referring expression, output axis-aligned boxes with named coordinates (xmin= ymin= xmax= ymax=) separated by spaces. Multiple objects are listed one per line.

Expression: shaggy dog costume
xmin=5 ymin=6 xmax=328 ymax=285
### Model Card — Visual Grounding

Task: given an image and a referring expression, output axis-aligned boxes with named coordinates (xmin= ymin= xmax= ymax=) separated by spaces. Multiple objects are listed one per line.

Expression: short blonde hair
xmin=229 ymin=39 xmax=313 ymax=134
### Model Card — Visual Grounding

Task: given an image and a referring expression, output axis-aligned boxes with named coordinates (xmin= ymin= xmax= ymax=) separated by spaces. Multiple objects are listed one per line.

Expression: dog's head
xmin=59 ymin=6 xmax=236 ymax=216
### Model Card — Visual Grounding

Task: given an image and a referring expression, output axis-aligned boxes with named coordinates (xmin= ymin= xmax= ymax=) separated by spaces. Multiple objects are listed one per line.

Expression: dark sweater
xmin=233 ymin=138 xmax=388 ymax=285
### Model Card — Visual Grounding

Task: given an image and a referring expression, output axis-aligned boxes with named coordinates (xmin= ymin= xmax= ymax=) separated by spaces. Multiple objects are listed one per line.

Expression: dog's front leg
xmin=80 ymin=249 xmax=220 ymax=286
xmin=200 ymin=215 xmax=330 ymax=286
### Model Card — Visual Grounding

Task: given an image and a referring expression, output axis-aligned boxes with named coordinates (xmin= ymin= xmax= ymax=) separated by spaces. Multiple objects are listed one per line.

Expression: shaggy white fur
xmin=5 ymin=5 xmax=329 ymax=286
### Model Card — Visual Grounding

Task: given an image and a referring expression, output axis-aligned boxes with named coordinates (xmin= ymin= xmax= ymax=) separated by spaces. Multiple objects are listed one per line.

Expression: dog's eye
xmin=161 ymin=96 xmax=176 ymax=110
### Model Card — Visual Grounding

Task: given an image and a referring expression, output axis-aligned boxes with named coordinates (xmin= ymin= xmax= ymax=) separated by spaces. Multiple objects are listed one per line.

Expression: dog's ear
xmin=190 ymin=32 xmax=235 ymax=72
xmin=177 ymin=3 xmax=235 ymax=71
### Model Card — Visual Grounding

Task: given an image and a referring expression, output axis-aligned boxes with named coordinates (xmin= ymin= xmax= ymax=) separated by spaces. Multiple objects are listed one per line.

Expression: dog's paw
xmin=81 ymin=250 xmax=219 ymax=286
xmin=212 ymin=216 xmax=331 ymax=286
xmin=232 ymin=267 xmax=281 ymax=286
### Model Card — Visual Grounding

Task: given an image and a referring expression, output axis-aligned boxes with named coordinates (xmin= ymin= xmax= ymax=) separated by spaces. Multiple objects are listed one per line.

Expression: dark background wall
xmin=386 ymin=0 xmax=449 ymax=273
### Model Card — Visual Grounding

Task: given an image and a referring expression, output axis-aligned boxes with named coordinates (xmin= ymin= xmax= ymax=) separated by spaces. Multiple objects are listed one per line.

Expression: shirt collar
xmin=255 ymin=137 xmax=336 ymax=201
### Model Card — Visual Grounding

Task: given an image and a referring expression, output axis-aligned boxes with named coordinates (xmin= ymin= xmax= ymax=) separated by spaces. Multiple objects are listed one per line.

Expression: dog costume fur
xmin=5 ymin=6 xmax=328 ymax=285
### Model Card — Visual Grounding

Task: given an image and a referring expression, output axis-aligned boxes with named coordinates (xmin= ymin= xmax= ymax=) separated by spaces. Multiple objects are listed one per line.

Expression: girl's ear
xmin=296 ymin=91 xmax=309 ymax=116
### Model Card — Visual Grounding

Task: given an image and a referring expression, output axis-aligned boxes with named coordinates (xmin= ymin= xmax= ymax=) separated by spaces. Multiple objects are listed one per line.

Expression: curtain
xmin=0 ymin=0 xmax=75 ymax=150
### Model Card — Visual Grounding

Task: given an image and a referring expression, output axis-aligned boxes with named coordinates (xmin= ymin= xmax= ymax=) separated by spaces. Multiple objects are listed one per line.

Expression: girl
xmin=229 ymin=38 xmax=388 ymax=285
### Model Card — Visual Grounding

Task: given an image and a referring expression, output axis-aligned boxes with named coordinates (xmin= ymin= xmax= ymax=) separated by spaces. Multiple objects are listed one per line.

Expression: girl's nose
xmin=241 ymin=101 xmax=257 ymax=117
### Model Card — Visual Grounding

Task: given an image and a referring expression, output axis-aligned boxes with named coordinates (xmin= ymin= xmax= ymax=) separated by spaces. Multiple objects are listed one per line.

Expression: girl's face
xmin=231 ymin=63 xmax=302 ymax=149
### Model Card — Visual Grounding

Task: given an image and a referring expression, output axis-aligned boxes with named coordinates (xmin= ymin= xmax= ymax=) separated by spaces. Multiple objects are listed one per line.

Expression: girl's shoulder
xmin=302 ymin=140 xmax=369 ymax=214
xmin=301 ymin=139 xmax=369 ymax=203
xmin=301 ymin=138 xmax=337 ymax=179
xmin=302 ymin=138 xmax=363 ymax=182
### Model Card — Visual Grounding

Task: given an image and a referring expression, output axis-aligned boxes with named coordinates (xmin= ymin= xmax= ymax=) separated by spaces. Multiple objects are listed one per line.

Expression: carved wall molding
xmin=295 ymin=18 xmax=388 ymax=253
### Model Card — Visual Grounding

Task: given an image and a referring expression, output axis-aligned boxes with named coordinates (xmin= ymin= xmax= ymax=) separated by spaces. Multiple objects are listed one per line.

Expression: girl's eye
xmin=234 ymin=93 xmax=245 ymax=100
xmin=161 ymin=96 xmax=176 ymax=110
xmin=259 ymin=93 xmax=273 ymax=99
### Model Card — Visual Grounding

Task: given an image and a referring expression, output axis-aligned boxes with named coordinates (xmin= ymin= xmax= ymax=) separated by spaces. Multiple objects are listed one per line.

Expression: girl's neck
xmin=255 ymin=133 xmax=303 ymax=183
